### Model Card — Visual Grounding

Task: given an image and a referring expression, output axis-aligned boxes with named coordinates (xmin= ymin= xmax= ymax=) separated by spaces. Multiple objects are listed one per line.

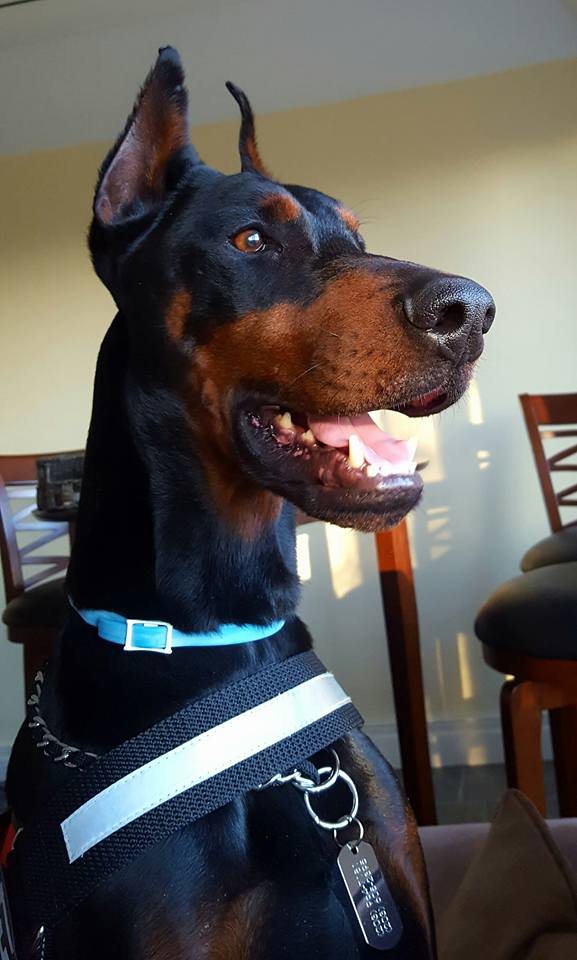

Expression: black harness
xmin=3 ymin=652 xmax=363 ymax=959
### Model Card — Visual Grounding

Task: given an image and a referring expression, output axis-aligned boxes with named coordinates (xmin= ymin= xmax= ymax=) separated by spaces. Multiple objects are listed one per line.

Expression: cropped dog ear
xmin=225 ymin=82 xmax=271 ymax=177
xmin=94 ymin=47 xmax=198 ymax=225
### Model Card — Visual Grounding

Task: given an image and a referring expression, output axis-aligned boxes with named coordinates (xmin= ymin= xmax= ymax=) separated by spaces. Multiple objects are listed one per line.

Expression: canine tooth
xmin=406 ymin=437 xmax=418 ymax=461
xmin=348 ymin=434 xmax=365 ymax=469
xmin=301 ymin=429 xmax=315 ymax=446
xmin=277 ymin=411 xmax=294 ymax=430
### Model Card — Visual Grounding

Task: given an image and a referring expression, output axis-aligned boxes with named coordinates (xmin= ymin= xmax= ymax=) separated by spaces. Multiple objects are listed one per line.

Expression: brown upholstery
xmin=424 ymin=790 xmax=577 ymax=959
xmin=420 ymin=813 xmax=577 ymax=929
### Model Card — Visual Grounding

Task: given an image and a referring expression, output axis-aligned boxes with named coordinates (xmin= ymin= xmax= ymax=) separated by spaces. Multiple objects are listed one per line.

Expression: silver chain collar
xmin=27 ymin=673 xmax=98 ymax=769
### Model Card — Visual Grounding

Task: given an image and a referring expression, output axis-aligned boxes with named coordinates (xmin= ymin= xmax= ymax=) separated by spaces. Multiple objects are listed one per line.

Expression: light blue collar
xmin=72 ymin=604 xmax=285 ymax=654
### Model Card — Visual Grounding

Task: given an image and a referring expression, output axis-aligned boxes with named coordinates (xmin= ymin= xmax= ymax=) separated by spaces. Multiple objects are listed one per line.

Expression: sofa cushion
xmin=437 ymin=790 xmax=577 ymax=960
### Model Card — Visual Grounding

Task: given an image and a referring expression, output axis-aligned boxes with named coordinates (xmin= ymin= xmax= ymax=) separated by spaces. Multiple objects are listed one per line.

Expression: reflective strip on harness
xmin=6 ymin=650 xmax=364 ymax=948
xmin=62 ymin=672 xmax=349 ymax=863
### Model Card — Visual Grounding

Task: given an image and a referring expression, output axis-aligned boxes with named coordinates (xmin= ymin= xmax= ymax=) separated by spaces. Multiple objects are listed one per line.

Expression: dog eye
xmin=231 ymin=228 xmax=267 ymax=253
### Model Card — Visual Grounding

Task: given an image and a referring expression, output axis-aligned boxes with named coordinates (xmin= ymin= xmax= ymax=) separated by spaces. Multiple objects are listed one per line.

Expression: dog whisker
xmin=287 ymin=362 xmax=322 ymax=386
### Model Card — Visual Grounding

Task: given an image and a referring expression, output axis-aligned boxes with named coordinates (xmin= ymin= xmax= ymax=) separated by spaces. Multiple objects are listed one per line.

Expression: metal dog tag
xmin=337 ymin=841 xmax=403 ymax=951
xmin=0 ymin=869 xmax=17 ymax=960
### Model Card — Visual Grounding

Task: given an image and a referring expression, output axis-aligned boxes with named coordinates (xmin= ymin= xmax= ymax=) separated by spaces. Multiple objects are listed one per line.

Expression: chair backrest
xmin=519 ymin=393 xmax=577 ymax=533
xmin=0 ymin=453 xmax=81 ymax=604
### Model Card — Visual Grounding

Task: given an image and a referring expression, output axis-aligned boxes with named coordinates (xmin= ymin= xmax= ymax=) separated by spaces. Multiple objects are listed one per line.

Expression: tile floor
xmin=430 ymin=761 xmax=559 ymax=823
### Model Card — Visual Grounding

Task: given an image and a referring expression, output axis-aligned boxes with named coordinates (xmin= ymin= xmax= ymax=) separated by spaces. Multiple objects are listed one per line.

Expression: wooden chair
xmin=0 ymin=454 xmax=78 ymax=694
xmin=475 ymin=394 xmax=577 ymax=816
xmin=519 ymin=393 xmax=577 ymax=570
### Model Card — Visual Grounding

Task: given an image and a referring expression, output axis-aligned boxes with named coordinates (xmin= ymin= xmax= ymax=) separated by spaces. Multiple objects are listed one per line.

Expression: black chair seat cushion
xmin=475 ymin=563 xmax=577 ymax=660
xmin=2 ymin=577 xmax=68 ymax=629
xmin=521 ymin=528 xmax=577 ymax=573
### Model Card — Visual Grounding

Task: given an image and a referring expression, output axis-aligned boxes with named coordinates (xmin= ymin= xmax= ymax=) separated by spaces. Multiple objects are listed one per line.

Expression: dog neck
xmin=60 ymin=314 xmax=305 ymax=747
xmin=68 ymin=314 xmax=300 ymax=630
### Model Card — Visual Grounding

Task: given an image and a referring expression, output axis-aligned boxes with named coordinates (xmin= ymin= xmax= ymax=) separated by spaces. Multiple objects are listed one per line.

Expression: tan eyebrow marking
xmin=165 ymin=289 xmax=192 ymax=341
xmin=260 ymin=192 xmax=301 ymax=222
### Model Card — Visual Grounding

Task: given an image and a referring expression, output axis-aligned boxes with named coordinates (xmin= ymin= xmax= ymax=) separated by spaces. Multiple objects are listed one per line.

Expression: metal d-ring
xmin=303 ymin=766 xmax=359 ymax=831
xmin=292 ymin=750 xmax=341 ymax=794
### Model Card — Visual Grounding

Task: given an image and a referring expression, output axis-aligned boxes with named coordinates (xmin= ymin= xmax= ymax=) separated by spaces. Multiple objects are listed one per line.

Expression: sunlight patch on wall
xmin=477 ymin=449 xmax=490 ymax=471
xmin=417 ymin=416 xmax=444 ymax=484
xmin=406 ymin=513 xmax=419 ymax=570
xmin=457 ymin=632 xmax=475 ymax=701
xmin=467 ymin=379 xmax=484 ymax=425
xmin=467 ymin=745 xmax=488 ymax=766
xmin=426 ymin=505 xmax=452 ymax=561
xmin=434 ymin=636 xmax=449 ymax=715
xmin=325 ymin=525 xmax=363 ymax=599
xmin=296 ymin=532 xmax=312 ymax=582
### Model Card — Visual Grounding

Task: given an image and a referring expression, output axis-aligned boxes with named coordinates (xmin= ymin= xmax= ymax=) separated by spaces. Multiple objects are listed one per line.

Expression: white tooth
xmin=390 ymin=460 xmax=418 ymax=475
xmin=368 ymin=411 xmax=386 ymax=430
xmin=278 ymin=411 xmax=294 ymax=429
xmin=301 ymin=429 xmax=315 ymax=446
xmin=348 ymin=434 xmax=365 ymax=469
xmin=377 ymin=460 xmax=394 ymax=476
xmin=406 ymin=437 xmax=418 ymax=461
xmin=366 ymin=464 xmax=379 ymax=478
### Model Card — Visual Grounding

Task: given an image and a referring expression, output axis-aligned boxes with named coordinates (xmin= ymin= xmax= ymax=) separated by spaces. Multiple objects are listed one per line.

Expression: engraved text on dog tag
xmin=337 ymin=841 xmax=403 ymax=951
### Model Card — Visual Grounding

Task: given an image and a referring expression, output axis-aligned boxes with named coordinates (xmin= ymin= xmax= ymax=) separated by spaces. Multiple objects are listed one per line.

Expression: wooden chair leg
xmin=549 ymin=704 xmax=577 ymax=817
xmin=500 ymin=678 xmax=547 ymax=815
xmin=375 ymin=522 xmax=437 ymax=826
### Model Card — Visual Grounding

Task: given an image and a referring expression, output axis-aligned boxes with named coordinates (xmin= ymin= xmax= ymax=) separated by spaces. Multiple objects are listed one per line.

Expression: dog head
xmin=89 ymin=47 xmax=495 ymax=535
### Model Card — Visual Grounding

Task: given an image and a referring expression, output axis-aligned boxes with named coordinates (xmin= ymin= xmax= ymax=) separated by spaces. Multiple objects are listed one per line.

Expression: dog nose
xmin=402 ymin=276 xmax=495 ymax=358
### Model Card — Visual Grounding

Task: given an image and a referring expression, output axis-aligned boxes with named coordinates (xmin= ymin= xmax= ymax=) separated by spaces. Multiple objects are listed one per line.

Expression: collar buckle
xmin=124 ymin=619 xmax=173 ymax=654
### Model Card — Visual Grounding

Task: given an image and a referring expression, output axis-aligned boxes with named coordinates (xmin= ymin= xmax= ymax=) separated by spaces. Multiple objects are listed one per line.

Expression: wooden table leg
xmin=375 ymin=521 xmax=437 ymax=825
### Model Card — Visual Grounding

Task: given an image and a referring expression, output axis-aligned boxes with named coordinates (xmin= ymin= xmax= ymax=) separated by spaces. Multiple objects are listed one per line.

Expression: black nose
xmin=402 ymin=276 xmax=495 ymax=359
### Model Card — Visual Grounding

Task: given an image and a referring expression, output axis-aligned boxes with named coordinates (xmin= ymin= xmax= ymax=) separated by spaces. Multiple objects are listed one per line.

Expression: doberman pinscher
xmin=6 ymin=48 xmax=494 ymax=959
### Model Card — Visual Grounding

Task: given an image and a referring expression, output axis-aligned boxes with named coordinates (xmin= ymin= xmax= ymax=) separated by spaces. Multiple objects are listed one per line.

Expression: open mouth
xmin=250 ymin=408 xmax=420 ymax=490
xmin=233 ymin=376 xmax=467 ymax=531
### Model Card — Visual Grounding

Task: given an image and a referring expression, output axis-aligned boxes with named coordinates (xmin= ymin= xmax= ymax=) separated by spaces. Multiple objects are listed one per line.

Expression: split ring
xmin=303 ymin=767 xmax=359 ymax=831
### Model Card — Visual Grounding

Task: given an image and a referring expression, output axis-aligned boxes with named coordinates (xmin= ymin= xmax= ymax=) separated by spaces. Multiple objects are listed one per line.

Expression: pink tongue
xmin=307 ymin=414 xmax=411 ymax=465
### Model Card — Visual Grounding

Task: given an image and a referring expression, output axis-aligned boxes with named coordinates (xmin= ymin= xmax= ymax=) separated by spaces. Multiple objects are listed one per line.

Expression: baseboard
xmin=364 ymin=715 xmax=553 ymax=769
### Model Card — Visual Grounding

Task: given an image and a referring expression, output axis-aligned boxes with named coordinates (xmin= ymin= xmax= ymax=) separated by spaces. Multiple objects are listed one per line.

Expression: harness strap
xmin=6 ymin=651 xmax=363 ymax=954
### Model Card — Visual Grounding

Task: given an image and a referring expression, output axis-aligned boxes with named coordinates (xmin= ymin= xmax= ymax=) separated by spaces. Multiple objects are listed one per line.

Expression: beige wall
xmin=2 ymin=58 xmax=577 ymax=766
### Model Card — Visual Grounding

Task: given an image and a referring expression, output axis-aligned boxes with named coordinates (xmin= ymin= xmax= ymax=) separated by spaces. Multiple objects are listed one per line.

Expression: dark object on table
xmin=36 ymin=453 xmax=84 ymax=517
